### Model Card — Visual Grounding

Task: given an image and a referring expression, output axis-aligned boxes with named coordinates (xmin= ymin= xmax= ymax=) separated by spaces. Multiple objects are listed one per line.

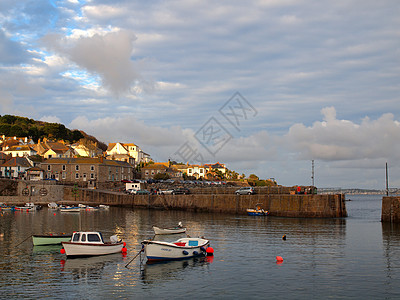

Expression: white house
xmin=186 ymin=165 xmax=206 ymax=179
xmin=2 ymin=145 xmax=37 ymax=157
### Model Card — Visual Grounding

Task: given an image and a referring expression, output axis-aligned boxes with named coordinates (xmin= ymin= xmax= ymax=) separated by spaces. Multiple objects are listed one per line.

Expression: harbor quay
xmin=0 ymin=179 xmax=347 ymax=218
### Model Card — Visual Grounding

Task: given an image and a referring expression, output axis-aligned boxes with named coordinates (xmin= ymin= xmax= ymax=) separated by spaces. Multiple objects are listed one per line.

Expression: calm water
xmin=1 ymin=195 xmax=400 ymax=299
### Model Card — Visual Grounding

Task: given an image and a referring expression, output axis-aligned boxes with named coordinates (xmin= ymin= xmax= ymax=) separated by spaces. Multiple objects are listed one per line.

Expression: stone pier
xmin=381 ymin=196 xmax=400 ymax=222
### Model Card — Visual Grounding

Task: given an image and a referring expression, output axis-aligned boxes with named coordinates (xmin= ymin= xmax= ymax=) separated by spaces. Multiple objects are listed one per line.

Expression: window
xmin=72 ymin=233 xmax=80 ymax=242
xmin=75 ymin=173 xmax=79 ymax=179
xmin=62 ymin=165 xmax=66 ymax=171
xmin=88 ymin=234 xmax=101 ymax=242
xmin=90 ymin=165 xmax=95 ymax=171
xmin=81 ymin=234 xmax=86 ymax=242
xmin=47 ymin=165 xmax=51 ymax=171
xmin=75 ymin=165 xmax=79 ymax=171
xmin=62 ymin=172 xmax=66 ymax=179
xmin=145 ymin=171 xmax=149 ymax=175
xmin=90 ymin=173 xmax=94 ymax=179
xmin=200 ymin=169 xmax=204 ymax=173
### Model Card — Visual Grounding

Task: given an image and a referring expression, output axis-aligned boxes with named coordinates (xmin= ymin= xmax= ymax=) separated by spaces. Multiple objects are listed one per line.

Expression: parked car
xmin=136 ymin=189 xmax=150 ymax=195
xmin=158 ymin=189 xmax=174 ymax=195
xmin=235 ymin=187 xmax=255 ymax=195
xmin=126 ymin=189 xmax=137 ymax=194
xmin=172 ymin=188 xmax=190 ymax=195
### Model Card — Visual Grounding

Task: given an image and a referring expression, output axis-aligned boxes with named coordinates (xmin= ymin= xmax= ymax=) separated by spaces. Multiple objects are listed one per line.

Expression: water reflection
xmin=381 ymin=222 xmax=400 ymax=283
xmin=140 ymin=256 xmax=213 ymax=285
xmin=60 ymin=253 xmax=125 ymax=281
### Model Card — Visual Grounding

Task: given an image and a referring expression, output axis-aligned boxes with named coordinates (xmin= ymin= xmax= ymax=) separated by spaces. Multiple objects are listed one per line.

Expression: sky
xmin=0 ymin=0 xmax=399 ymax=189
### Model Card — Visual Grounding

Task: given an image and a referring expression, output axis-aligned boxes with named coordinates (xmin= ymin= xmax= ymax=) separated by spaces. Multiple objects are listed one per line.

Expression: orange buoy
xmin=206 ymin=247 xmax=214 ymax=256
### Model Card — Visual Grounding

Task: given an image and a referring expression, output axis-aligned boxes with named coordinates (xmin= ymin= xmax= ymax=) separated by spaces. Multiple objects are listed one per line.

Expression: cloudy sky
xmin=1 ymin=0 xmax=399 ymax=189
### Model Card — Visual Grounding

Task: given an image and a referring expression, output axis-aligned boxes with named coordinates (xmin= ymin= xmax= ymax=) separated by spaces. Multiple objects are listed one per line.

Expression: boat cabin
xmin=71 ymin=232 xmax=104 ymax=244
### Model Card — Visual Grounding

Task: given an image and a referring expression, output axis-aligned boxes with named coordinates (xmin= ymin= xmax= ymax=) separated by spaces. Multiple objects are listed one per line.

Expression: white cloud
xmin=40 ymin=115 xmax=62 ymax=123
xmin=285 ymin=107 xmax=400 ymax=162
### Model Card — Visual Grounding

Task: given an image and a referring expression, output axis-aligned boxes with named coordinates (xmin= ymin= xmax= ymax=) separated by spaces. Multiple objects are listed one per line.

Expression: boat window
xmin=99 ymin=232 xmax=105 ymax=243
xmin=88 ymin=234 xmax=101 ymax=242
xmin=72 ymin=233 xmax=80 ymax=242
xmin=81 ymin=234 xmax=86 ymax=242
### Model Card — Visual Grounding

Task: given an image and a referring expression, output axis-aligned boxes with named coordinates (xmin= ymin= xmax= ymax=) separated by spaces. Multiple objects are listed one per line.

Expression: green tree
xmin=153 ymin=173 xmax=170 ymax=180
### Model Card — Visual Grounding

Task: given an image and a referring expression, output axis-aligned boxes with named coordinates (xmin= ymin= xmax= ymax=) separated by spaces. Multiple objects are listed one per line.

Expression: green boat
xmin=32 ymin=234 xmax=72 ymax=246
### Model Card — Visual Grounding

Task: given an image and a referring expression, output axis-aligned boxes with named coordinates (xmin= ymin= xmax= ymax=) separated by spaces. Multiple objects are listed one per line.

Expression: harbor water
xmin=1 ymin=194 xmax=400 ymax=299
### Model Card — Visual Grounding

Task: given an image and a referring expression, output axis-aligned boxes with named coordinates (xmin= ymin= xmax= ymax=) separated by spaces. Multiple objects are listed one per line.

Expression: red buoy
xmin=276 ymin=256 xmax=283 ymax=262
xmin=206 ymin=247 xmax=214 ymax=256
xmin=121 ymin=247 xmax=127 ymax=253
xmin=60 ymin=248 xmax=65 ymax=254
xmin=123 ymin=242 xmax=126 ymax=247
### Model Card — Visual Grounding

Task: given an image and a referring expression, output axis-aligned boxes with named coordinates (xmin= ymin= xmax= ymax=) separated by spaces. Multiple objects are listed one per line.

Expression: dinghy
xmin=32 ymin=234 xmax=72 ymax=246
xmin=153 ymin=222 xmax=186 ymax=235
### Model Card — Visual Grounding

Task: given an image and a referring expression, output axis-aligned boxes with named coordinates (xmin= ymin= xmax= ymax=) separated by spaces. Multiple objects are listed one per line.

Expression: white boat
xmin=48 ymin=202 xmax=59 ymax=209
xmin=153 ymin=225 xmax=187 ymax=235
xmin=142 ymin=237 xmax=210 ymax=261
xmin=61 ymin=231 xmax=125 ymax=257
xmin=15 ymin=202 xmax=40 ymax=211
xmin=59 ymin=206 xmax=81 ymax=212
xmin=98 ymin=205 xmax=109 ymax=209
xmin=32 ymin=234 xmax=72 ymax=246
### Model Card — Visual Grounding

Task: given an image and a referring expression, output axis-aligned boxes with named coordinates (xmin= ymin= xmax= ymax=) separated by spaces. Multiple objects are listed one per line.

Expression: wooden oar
xmin=15 ymin=234 xmax=32 ymax=247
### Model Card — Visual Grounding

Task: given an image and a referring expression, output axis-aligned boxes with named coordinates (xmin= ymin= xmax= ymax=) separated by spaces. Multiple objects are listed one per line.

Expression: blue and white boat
xmin=142 ymin=237 xmax=210 ymax=261
xmin=246 ymin=204 xmax=269 ymax=216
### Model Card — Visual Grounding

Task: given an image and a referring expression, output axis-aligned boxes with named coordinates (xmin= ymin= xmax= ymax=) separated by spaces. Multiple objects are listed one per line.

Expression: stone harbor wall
xmin=381 ymin=196 xmax=400 ymax=222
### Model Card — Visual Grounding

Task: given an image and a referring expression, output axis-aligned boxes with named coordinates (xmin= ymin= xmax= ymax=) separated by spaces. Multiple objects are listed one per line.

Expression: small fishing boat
xmin=32 ymin=234 xmax=72 ymax=246
xmin=153 ymin=222 xmax=186 ymax=235
xmin=59 ymin=206 xmax=81 ymax=212
xmin=48 ymin=202 xmax=59 ymax=209
xmin=142 ymin=237 xmax=210 ymax=261
xmin=246 ymin=204 xmax=269 ymax=216
xmin=15 ymin=202 xmax=41 ymax=211
xmin=98 ymin=205 xmax=109 ymax=209
xmin=61 ymin=231 xmax=126 ymax=257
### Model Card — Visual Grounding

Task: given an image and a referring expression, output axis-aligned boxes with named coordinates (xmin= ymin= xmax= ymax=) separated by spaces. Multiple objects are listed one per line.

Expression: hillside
xmin=0 ymin=114 xmax=107 ymax=150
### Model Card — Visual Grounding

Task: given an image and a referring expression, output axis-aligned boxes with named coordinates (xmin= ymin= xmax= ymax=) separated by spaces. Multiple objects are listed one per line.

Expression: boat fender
xmin=200 ymin=246 xmax=206 ymax=252
xmin=193 ymin=251 xmax=198 ymax=255
xmin=182 ymin=250 xmax=189 ymax=255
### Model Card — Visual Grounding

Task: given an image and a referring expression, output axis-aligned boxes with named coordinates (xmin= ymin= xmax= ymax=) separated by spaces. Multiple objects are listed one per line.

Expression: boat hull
xmin=59 ymin=207 xmax=81 ymax=212
xmin=62 ymin=241 xmax=124 ymax=257
xmin=143 ymin=238 xmax=209 ymax=261
xmin=32 ymin=235 xmax=72 ymax=246
xmin=246 ymin=209 xmax=269 ymax=216
xmin=153 ymin=226 xmax=186 ymax=235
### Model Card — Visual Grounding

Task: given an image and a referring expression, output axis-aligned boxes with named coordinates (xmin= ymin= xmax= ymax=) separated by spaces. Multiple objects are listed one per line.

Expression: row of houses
xmin=0 ymin=136 xmax=152 ymax=166
xmin=0 ymin=135 xmax=229 ymax=185
xmin=141 ymin=162 xmax=227 ymax=180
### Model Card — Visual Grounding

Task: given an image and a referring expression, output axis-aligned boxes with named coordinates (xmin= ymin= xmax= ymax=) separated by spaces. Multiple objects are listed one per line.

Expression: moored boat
xmin=48 ymin=202 xmax=59 ymax=209
xmin=153 ymin=222 xmax=186 ymax=235
xmin=59 ymin=206 xmax=81 ymax=212
xmin=246 ymin=204 xmax=269 ymax=216
xmin=142 ymin=237 xmax=210 ymax=261
xmin=32 ymin=234 xmax=72 ymax=246
xmin=15 ymin=202 xmax=41 ymax=211
xmin=61 ymin=231 xmax=126 ymax=257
